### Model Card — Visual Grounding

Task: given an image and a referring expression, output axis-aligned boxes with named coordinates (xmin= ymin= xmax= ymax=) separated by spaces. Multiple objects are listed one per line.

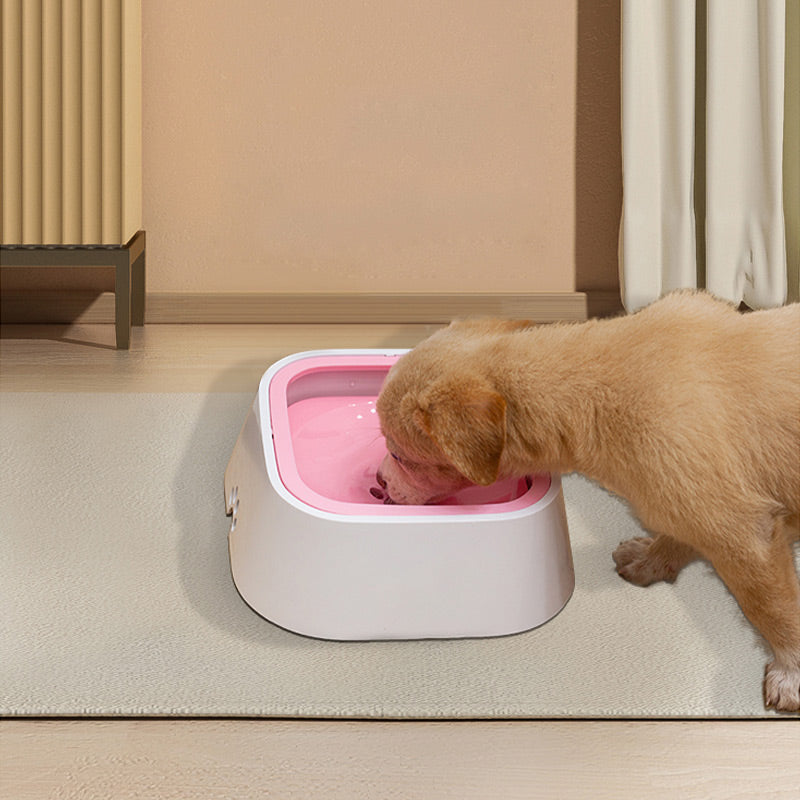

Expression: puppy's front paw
xmin=612 ymin=537 xmax=680 ymax=587
xmin=765 ymin=661 xmax=800 ymax=713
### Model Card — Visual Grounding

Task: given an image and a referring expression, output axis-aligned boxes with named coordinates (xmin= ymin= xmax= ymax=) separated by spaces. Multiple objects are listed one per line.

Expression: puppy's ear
xmin=412 ymin=377 xmax=507 ymax=485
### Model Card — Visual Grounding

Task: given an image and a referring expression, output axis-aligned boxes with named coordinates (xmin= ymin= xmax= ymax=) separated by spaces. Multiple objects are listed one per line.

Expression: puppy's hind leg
xmin=705 ymin=516 xmax=800 ymax=713
xmin=613 ymin=533 xmax=699 ymax=586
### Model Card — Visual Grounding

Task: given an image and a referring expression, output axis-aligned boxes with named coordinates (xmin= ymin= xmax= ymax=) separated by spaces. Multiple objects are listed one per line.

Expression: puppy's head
xmin=376 ymin=319 xmax=524 ymax=504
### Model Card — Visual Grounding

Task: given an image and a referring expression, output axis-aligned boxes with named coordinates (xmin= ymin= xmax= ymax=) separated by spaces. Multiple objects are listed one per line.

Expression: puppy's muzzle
xmin=371 ymin=469 xmax=395 ymax=504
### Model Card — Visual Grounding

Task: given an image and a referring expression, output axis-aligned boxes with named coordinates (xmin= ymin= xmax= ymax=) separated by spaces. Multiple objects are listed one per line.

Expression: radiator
xmin=1 ymin=0 xmax=141 ymax=246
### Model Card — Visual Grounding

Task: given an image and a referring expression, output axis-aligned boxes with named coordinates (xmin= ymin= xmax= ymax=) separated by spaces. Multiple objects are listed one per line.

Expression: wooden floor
xmin=2 ymin=323 xmax=798 ymax=799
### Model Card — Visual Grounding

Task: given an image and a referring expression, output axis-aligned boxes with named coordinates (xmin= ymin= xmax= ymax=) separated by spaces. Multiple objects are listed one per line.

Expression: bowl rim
xmin=261 ymin=350 xmax=554 ymax=519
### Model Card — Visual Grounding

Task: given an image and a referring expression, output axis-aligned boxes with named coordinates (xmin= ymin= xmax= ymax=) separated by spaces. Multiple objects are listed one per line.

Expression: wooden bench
xmin=0 ymin=230 xmax=146 ymax=349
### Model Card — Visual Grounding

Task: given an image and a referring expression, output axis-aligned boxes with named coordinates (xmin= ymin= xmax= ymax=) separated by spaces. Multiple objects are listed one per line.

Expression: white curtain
xmin=620 ymin=0 xmax=793 ymax=311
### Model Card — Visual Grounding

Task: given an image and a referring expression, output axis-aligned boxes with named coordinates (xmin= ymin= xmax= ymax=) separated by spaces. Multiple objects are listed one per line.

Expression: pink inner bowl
xmin=268 ymin=355 xmax=550 ymax=516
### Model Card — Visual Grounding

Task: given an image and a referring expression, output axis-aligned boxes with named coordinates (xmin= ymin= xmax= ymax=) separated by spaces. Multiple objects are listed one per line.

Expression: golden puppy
xmin=376 ymin=290 xmax=800 ymax=712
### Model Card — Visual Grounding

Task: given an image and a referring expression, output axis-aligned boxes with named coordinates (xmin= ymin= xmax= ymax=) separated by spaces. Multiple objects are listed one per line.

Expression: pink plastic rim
xmin=268 ymin=354 xmax=551 ymax=516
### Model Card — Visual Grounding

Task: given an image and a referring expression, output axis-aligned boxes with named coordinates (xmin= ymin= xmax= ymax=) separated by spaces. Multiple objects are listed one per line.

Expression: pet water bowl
xmin=224 ymin=350 xmax=574 ymax=640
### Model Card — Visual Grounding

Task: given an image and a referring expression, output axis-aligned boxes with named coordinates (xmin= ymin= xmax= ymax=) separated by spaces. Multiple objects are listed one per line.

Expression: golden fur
xmin=376 ymin=290 xmax=800 ymax=712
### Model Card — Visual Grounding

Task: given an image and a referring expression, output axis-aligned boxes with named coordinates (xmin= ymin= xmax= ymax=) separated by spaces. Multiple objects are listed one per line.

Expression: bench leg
xmin=115 ymin=255 xmax=132 ymax=349
xmin=131 ymin=231 xmax=146 ymax=327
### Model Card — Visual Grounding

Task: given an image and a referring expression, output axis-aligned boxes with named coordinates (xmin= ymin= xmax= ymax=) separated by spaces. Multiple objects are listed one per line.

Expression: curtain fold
xmin=620 ymin=0 xmax=790 ymax=311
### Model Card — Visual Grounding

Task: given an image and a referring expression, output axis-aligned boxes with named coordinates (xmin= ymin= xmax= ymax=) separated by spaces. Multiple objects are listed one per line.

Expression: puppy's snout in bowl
xmin=370 ymin=468 xmax=396 ymax=504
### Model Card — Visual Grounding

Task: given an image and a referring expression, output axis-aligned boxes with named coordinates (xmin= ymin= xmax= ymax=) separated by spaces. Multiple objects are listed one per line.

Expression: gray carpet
xmin=2 ymin=391 xmax=795 ymax=717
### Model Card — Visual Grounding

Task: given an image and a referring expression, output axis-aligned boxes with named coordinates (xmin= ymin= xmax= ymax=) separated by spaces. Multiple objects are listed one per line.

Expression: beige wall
xmin=3 ymin=0 xmax=623 ymax=306
xmin=142 ymin=0 xmax=589 ymax=295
